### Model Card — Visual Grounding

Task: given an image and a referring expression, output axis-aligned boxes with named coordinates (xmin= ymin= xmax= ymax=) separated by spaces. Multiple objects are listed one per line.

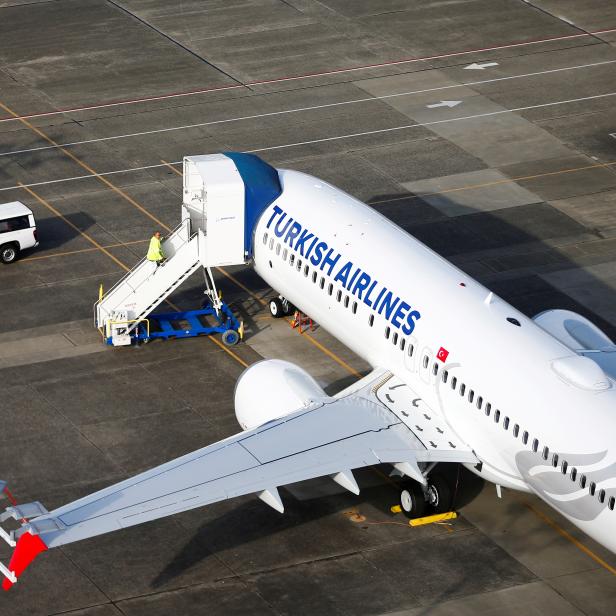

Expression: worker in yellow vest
xmin=147 ymin=231 xmax=165 ymax=267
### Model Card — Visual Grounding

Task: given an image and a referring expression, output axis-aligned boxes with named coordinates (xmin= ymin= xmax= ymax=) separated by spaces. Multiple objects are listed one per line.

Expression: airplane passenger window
xmin=442 ymin=370 xmax=448 ymax=383
xmin=283 ymin=248 xmax=288 ymax=260
xmin=476 ymin=396 xmax=482 ymax=409
xmin=423 ymin=356 xmax=429 ymax=369
xmin=304 ymin=265 xmax=309 ymax=277
xmin=522 ymin=430 xmax=528 ymax=444
xmin=532 ymin=438 xmax=538 ymax=452
xmin=312 ymin=271 xmax=317 ymax=283
xmin=570 ymin=467 xmax=577 ymax=482
xmin=503 ymin=417 xmax=509 ymax=430
xmin=263 ymin=233 xmax=269 ymax=244
xmin=336 ymin=290 xmax=342 ymax=302
xmin=432 ymin=363 xmax=439 ymax=376
xmin=369 ymin=314 xmax=374 ymax=326
xmin=409 ymin=344 xmax=414 ymax=357
xmin=344 ymin=295 xmax=350 ymax=308
xmin=297 ymin=259 xmax=302 ymax=271
xmin=513 ymin=424 xmax=519 ymax=437
xmin=609 ymin=496 xmax=615 ymax=511
xmin=385 ymin=326 xmax=391 ymax=339
xmin=290 ymin=254 xmax=295 ymax=266
xmin=485 ymin=402 xmax=491 ymax=416
xmin=468 ymin=389 xmax=474 ymax=403
xmin=599 ymin=489 xmax=606 ymax=504
xmin=319 ymin=277 xmax=325 ymax=289
xmin=542 ymin=446 xmax=549 ymax=460
xmin=589 ymin=481 xmax=596 ymax=496
xmin=400 ymin=338 xmax=405 ymax=351
xmin=552 ymin=453 xmax=559 ymax=467
xmin=494 ymin=410 xmax=500 ymax=423
xmin=392 ymin=332 xmax=398 ymax=345
xmin=269 ymin=238 xmax=274 ymax=250
xmin=561 ymin=460 xmax=568 ymax=474
xmin=328 ymin=283 xmax=333 ymax=295
xmin=451 ymin=376 xmax=457 ymax=389
xmin=459 ymin=383 xmax=466 ymax=396
xmin=579 ymin=474 xmax=586 ymax=489
xmin=276 ymin=243 xmax=281 ymax=255
xmin=352 ymin=301 xmax=357 ymax=314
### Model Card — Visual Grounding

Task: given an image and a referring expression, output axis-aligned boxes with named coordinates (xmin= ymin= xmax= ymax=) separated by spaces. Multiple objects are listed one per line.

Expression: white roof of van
xmin=0 ymin=201 xmax=33 ymax=218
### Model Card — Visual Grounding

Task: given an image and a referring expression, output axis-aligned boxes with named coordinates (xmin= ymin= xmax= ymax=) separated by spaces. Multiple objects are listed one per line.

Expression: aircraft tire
xmin=399 ymin=482 xmax=426 ymax=519
xmin=426 ymin=474 xmax=452 ymax=513
xmin=269 ymin=298 xmax=284 ymax=318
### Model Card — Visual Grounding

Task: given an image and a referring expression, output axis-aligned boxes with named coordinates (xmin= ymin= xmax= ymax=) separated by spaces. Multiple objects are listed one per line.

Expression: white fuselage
xmin=252 ymin=169 xmax=616 ymax=553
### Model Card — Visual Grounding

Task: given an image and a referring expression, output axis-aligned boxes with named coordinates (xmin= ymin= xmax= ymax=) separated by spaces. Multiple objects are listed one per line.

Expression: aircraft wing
xmin=0 ymin=369 xmax=475 ymax=589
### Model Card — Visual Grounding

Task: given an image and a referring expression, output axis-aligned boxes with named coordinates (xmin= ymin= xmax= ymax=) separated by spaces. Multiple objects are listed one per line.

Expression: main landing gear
xmin=398 ymin=474 xmax=452 ymax=519
xmin=269 ymin=296 xmax=295 ymax=318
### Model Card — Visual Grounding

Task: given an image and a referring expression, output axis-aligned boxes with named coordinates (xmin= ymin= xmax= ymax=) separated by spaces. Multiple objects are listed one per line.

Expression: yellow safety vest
xmin=147 ymin=236 xmax=164 ymax=261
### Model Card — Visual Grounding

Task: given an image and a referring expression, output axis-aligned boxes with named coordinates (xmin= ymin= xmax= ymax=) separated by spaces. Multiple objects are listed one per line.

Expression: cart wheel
xmin=269 ymin=298 xmax=284 ymax=318
xmin=222 ymin=329 xmax=240 ymax=346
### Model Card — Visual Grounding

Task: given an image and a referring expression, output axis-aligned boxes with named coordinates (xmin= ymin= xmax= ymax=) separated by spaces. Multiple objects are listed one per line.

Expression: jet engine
xmin=234 ymin=359 xmax=328 ymax=430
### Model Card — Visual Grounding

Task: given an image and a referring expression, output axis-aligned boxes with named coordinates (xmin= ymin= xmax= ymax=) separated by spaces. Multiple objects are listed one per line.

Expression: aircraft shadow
xmin=151 ymin=462 xmax=483 ymax=589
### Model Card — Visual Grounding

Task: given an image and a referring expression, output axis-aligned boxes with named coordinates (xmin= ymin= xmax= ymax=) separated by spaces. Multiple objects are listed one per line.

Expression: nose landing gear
xmin=269 ymin=296 xmax=295 ymax=318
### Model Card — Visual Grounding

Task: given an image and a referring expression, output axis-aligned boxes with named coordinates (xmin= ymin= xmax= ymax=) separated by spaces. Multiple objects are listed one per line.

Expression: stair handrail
xmin=93 ymin=220 xmax=191 ymax=326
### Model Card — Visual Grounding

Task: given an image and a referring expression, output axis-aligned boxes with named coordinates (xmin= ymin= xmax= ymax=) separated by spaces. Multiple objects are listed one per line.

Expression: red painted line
xmin=2 ymin=487 xmax=17 ymax=507
xmin=0 ymin=26 xmax=614 ymax=124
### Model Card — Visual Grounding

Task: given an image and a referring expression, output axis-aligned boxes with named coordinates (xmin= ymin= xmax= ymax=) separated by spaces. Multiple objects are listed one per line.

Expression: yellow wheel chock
xmin=390 ymin=504 xmax=457 ymax=526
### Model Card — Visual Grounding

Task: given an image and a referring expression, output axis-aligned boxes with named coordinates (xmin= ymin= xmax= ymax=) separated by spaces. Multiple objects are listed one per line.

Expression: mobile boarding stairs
xmin=94 ymin=153 xmax=274 ymax=346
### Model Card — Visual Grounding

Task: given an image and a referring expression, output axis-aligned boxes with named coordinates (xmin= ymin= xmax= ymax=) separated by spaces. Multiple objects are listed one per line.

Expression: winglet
xmin=1 ymin=532 xmax=48 ymax=590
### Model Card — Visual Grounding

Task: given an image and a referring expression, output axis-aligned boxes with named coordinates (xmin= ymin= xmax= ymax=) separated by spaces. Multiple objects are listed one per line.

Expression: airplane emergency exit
xmin=2 ymin=152 xmax=615 ymax=590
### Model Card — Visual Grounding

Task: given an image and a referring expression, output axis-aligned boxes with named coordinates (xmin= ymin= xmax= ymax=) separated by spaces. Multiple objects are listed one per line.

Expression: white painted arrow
xmin=426 ymin=100 xmax=462 ymax=109
xmin=464 ymin=62 xmax=499 ymax=70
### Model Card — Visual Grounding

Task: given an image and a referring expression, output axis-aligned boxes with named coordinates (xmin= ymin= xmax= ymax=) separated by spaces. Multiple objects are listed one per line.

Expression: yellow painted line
xmin=0 ymin=99 xmax=170 ymax=231
xmin=524 ymin=502 xmax=616 ymax=576
xmin=160 ymin=159 xmax=182 ymax=176
xmin=19 ymin=184 xmax=129 ymax=272
xmin=21 ymin=239 xmax=149 ymax=262
xmin=409 ymin=511 xmax=457 ymax=526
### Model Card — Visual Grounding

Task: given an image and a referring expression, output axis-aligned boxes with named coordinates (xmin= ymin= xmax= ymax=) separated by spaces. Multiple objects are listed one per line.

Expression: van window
xmin=0 ymin=215 xmax=30 ymax=233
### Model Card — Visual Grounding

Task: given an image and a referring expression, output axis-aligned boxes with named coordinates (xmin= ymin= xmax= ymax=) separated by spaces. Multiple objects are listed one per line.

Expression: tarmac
xmin=0 ymin=1 xmax=615 ymax=614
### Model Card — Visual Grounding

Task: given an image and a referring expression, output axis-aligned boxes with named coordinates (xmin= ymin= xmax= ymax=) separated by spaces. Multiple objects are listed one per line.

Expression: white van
xmin=0 ymin=201 xmax=38 ymax=263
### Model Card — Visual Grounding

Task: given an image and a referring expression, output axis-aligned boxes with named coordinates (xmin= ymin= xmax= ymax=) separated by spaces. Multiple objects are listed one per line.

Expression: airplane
xmin=1 ymin=151 xmax=615 ymax=590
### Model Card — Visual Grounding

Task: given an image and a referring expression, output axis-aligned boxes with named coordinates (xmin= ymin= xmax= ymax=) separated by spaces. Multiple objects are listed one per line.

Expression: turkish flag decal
xmin=437 ymin=347 xmax=449 ymax=362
